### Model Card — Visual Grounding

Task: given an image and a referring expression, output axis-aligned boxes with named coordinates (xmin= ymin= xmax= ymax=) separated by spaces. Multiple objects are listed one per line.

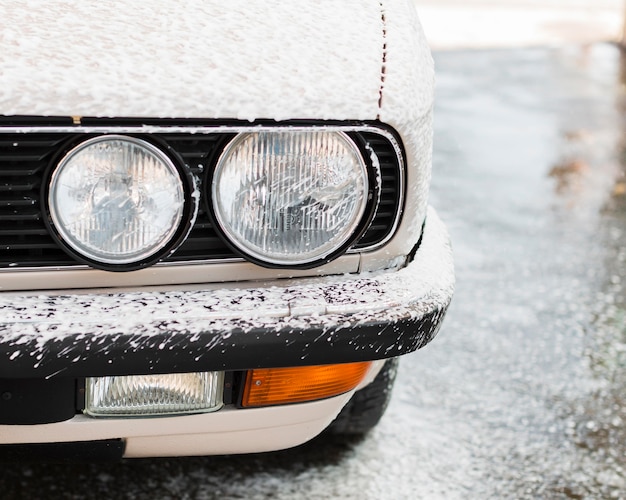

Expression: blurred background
xmin=416 ymin=0 xmax=624 ymax=49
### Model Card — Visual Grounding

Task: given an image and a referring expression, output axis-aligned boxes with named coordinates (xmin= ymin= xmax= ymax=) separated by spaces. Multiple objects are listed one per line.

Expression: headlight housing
xmin=46 ymin=135 xmax=195 ymax=270
xmin=211 ymin=131 xmax=372 ymax=267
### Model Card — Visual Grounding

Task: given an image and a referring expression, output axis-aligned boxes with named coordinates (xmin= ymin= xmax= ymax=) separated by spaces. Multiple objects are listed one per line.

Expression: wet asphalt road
xmin=3 ymin=44 xmax=626 ymax=499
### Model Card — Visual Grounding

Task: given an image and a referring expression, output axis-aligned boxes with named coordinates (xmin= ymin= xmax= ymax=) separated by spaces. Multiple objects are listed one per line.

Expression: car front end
xmin=0 ymin=0 xmax=453 ymax=459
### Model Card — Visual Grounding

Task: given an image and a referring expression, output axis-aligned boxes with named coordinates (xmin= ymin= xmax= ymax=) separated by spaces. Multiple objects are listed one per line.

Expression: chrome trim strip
xmin=0 ymin=124 xmax=405 ymax=273
xmin=0 ymin=258 xmax=247 ymax=274
xmin=1 ymin=124 xmax=398 ymax=138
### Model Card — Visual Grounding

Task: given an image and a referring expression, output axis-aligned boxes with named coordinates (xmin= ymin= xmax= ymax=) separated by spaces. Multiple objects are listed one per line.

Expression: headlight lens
xmin=48 ymin=136 xmax=186 ymax=266
xmin=212 ymin=131 xmax=369 ymax=266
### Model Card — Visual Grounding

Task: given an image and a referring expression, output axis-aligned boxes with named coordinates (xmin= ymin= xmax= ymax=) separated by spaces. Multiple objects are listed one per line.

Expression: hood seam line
xmin=377 ymin=1 xmax=388 ymax=120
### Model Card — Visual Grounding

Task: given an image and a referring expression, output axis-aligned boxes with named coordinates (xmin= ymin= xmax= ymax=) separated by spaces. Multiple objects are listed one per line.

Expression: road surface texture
xmin=2 ymin=43 xmax=626 ymax=500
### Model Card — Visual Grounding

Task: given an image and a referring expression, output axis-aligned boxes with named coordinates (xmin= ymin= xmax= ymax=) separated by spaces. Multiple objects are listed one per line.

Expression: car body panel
xmin=0 ymin=1 xmax=384 ymax=121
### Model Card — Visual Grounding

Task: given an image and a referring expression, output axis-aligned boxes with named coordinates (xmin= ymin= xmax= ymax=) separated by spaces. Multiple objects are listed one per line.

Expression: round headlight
xmin=211 ymin=131 xmax=369 ymax=266
xmin=47 ymin=135 xmax=187 ymax=267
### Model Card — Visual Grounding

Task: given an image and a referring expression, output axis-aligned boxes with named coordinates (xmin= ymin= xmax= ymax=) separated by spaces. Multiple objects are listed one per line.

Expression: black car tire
xmin=326 ymin=357 xmax=399 ymax=435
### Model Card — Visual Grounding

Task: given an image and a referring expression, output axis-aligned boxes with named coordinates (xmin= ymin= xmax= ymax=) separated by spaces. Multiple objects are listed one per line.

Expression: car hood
xmin=0 ymin=0 xmax=432 ymax=123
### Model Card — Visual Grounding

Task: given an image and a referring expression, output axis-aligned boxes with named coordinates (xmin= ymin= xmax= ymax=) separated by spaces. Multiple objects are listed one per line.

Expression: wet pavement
xmin=3 ymin=44 xmax=626 ymax=499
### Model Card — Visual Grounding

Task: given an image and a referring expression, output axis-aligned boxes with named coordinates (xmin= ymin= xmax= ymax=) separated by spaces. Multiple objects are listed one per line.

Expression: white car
xmin=0 ymin=0 xmax=453 ymax=460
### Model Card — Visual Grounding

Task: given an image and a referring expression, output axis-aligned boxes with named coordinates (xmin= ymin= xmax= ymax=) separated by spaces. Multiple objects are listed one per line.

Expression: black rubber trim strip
xmin=0 ymin=439 xmax=125 ymax=463
xmin=0 ymin=378 xmax=75 ymax=424
xmin=0 ymin=306 xmax=448 ymax=379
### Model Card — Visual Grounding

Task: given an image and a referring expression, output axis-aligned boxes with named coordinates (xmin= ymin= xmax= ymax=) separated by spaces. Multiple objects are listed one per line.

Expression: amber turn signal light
xmin=242 ymin=362 xmax=372 ymax=407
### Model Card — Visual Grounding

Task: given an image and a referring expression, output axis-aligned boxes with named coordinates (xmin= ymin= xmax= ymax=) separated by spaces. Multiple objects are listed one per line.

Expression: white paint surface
xmin=0 ymin=1 xmax=384 ymax=120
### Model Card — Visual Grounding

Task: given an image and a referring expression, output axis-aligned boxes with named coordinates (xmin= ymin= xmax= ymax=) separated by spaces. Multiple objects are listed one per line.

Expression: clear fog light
xmin=47 ymin=135 xmax=187 ymax=266
xmin=212 ymin=131 xmax=369 ymax=266
xmin=84 ymin=372 xmax=224 ymax=417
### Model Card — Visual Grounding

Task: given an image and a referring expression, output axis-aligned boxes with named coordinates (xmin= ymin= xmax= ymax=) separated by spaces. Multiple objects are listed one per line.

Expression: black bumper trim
xmin=0 ymin=439 xmax=125 ymax=463
xmin=0 ymin=307 xmax=448 ymax=379
xmin=0 ymin=378 xmax=76 ymax=424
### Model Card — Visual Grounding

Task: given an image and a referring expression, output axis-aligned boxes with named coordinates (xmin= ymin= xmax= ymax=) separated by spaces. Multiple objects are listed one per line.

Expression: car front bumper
xmin=0 ymin=392 xmax=365 ymax=457
xmin=0 ymin=206 xmax=453 ymax=379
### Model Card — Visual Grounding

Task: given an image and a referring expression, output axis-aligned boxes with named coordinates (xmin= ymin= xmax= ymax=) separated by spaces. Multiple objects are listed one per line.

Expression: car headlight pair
xmin=46 ymin=131 xmax=372 ymax=271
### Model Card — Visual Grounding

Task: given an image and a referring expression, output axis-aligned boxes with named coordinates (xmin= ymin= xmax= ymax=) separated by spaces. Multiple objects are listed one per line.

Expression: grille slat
xmin=0 ymin=211 xmax=41 ymax=221
xmin=0 ymin=182 xmax=39 ymax=192
xmin=1 ymin=241 xmax=59 ymax=250
xmin=0 ymin=165 xmax=46 ymax=176
xmin=0 ymin=228 xmax=48 ymax=236
xmin=0 ymin=126 xmax=401 ymax=269
xmin=0 ymin=196 xmax=37 ymax=207
xmin=0 ymin=155 xmax=51 ymax=163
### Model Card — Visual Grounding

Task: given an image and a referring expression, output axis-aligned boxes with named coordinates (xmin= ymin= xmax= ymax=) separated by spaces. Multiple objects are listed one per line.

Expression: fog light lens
xmin=242 ymin=362 xmax=372 ymax=407
xmin=84 ymin=372 xmax=224 ymax=417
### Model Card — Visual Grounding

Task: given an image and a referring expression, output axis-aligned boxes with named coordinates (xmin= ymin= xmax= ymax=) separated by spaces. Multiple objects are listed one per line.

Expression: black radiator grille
xmin=0 ymin=128 xmax=402 ymax=269
xmin=151 ymin=133 xmax=237 ymax=263
xmin=352 ymin=132 xmax=402 ymax=249
xmin=0 ymin=135 xmax=70 ymax=267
